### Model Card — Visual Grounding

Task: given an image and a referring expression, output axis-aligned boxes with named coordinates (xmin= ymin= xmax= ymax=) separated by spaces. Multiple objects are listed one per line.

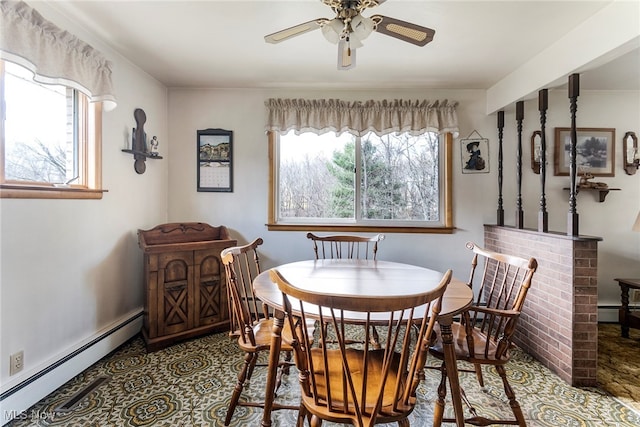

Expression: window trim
xmin=0 ymin=61 xmax=105 ymax=199
xmin=266 ymin=131 xmax=454 ymax=234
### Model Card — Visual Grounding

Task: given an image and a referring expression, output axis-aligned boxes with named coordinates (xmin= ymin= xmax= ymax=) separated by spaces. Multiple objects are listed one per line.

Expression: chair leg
xmin=459 ymin=386 xmax=480 ymax=420
xmin=245 ymin=351 xmax=259 ymax=383
xmin=432 ymin=362 xmax=447 ymax=427
xmin=274 ymin=360 xmax=288 ymax=396
xmin=397 ymin=419 xmax=409 ymax=426
xmin=310 ymin=414 xmax=323 ymax=426
xmin=296 ymin=405 xmax=308 ymax=427
xmin=283 ymin=350 xmax=292 ymax=375
xmin=320 ymin=322 xmax=329 ymax=348
xmin=224 ymin=351 xmax=256 ymax=426
xmin=474 ymin=363 xmax=484 ymax=387
xmin=496 ymin=365 xmax=527 ymax=427
xmin=370 ymin=325 xmax=381 ymax=349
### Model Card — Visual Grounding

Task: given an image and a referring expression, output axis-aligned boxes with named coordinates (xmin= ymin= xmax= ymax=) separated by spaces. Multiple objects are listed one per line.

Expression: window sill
xmin=266 ymin=223 xmax=455 ymax=234
xmin=0 ymin=184 xmax=108 ymax=199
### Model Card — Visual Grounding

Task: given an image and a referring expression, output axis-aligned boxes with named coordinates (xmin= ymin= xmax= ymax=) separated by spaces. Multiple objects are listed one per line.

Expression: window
xmin=0 ymin=60 xmax=103 ymax=199
xmin=268 ymin=130 xmax=453 ymax=233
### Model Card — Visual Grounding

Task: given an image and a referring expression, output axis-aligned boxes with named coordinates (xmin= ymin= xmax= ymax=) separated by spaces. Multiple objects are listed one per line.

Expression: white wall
xmin=0 ymin=2 xmax=169 ymax=418
xmin=168 ymin=87 xmax=640 ymax=313
xmin=1 ymin=1 xmax=638 ymax=419
xmin=168 ymin=88 xmax=490 ymax=286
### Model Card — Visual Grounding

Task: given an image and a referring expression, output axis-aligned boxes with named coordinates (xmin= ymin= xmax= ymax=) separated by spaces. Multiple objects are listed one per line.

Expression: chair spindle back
xmin=221 ymin=238 xmax=267 ymax=344
xmin=464 ymin=241 xmax=538 ymax=360
xmin=306 ymin=232 xmax=385 ymax=260
xmin=270 ymin=268 xmax=451 ymax=426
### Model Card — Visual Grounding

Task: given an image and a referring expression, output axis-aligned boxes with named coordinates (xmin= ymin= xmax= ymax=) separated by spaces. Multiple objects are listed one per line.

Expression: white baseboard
xmin=598 ymin=306 xmax=620 ymax=323
xmin=0 ymin=309 xmax=142 ymax=426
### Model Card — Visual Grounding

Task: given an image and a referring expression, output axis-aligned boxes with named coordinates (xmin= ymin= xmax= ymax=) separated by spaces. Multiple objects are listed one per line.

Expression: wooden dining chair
xmin=429 ymin=242 xmax=538 ymax=427
xmin=307 ymin=232 xmax=386 ymax=348
xmin=306 ymin=232 xmax=385 ymax=260
xmin=270 ymin=267 xmax=452 ymax=427
xmin=221 ymin=238 xmax=299 ymax=425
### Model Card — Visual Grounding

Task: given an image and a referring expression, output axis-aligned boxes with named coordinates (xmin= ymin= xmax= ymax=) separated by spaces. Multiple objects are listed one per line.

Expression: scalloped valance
xmin=265 ymin=98 xmax=458 ymax=137
xmin=0 ymin=0 xmax=117 ymax=110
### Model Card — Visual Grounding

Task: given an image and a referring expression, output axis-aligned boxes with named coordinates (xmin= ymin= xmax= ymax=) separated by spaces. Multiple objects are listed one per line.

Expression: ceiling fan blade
xmin=264 ymin=19 xmax=327 ymax=44
xmin=371 ymin=15 xmax=435 ymax=47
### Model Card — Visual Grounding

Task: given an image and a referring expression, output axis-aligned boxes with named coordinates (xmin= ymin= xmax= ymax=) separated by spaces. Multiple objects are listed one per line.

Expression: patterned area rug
xmin=5 ymin=325 xmax=640 ymax=426
xmin=598 ymin=323 xmax=640 ymax=413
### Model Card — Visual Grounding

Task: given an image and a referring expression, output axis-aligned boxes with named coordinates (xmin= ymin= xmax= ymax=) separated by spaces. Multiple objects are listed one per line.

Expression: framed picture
xmin=197 ymin=128 xmax=233 ymax=192
xmin=460 ymin=137 xmax=489 ymax=174
xmin=554 ymin=128 xmax=615 ymax=176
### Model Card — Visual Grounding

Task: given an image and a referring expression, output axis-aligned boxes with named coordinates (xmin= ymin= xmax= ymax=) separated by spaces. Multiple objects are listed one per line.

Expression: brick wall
xmin=484 ymin=225 xmax=600 ymax=386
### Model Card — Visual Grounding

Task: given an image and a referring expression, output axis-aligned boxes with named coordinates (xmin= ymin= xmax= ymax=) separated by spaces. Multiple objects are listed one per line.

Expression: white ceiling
xmin=46 ymin=0 xmax=639 ymax=95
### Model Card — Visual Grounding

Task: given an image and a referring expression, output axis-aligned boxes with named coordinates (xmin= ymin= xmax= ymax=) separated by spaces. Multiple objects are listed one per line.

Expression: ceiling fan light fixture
xmin=346 ymin=33 xmax=364 ymax=49
xmin=321 ymin=18 xmax=344 ymax=44
xmin=351 ymin=14 xmax=374 ymax=41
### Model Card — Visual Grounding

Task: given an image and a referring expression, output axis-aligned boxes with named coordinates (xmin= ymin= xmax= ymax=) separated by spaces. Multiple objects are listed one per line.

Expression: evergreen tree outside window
xmin=270 ymin=130 xmax=452 ymax=233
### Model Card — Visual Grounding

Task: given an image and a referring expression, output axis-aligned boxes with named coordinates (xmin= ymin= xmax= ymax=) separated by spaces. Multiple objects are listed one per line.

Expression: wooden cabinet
xmin=138 ymin=222 xmax=236 ymax=351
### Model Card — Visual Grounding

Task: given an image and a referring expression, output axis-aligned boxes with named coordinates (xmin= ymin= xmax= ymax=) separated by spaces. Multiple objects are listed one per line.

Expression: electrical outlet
xmin=10 ymin=351 xmax=24 ymax=376
xmin=631 ymin=289 xmax=640 ymax=304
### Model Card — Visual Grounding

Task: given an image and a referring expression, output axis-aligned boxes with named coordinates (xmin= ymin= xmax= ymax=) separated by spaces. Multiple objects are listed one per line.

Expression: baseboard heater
xmin=0 ymin=310 xmax=142 ymax=419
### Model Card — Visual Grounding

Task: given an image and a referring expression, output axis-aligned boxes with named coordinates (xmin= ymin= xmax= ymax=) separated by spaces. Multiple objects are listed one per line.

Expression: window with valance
xmin=265 ymin=98 xmax=458 ymax=233
xmin=0 ymin=0 xmax=117 ymax=198
xmin=265 ymin=98 xmax=458 ymax=137
xmin=0 ymin=0 xmax=116 ymax=109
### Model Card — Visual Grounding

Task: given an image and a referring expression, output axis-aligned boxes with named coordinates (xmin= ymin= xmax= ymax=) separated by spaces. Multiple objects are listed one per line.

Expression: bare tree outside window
xmin=3 ymin=61 xmax=75 ymax=185
xmin=277 ymin=130 xmax=441 ymax=225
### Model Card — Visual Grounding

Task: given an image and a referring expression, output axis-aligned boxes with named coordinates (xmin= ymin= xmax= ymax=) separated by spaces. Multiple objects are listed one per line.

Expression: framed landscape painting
xmin=554 ymin=127 xmax=615 ymax=176
xmin=197 ymin=128 xmax=233 ymax=192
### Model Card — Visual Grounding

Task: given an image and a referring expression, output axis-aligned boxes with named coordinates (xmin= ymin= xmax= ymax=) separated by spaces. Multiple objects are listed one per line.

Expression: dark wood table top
xmin=615 ymin=278 xmax=640 ymax=288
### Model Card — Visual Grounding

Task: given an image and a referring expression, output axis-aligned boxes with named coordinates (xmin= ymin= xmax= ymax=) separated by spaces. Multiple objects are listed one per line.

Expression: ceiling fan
xmin=264 ymin=0 xmax=435 ymax=70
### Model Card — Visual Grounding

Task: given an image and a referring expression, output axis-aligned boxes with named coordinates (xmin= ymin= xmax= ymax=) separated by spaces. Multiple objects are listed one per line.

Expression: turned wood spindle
xmin=538 ymin=89 xmax=549 ymax=233
xmin=568 ymin=73 xmax=580 ymax=236
xmin=497 ymin=110 xmax=505 ymax=226
xmin=515 ymin=101 xmax=524 ymax=229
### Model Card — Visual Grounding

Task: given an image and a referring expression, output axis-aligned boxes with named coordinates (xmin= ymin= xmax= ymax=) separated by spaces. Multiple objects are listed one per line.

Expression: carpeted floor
xmin=5 ymin=324 xmax=640 ymax=426
xmin=598 ymin=323 xmax=640 ymax=413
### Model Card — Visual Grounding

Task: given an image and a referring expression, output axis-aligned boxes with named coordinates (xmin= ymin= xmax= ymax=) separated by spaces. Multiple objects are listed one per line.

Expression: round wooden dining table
xmin=252 ymin=259 xmax=473 ymax=427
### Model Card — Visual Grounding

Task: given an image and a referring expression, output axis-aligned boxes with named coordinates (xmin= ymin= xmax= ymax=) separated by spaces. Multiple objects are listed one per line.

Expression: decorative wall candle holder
xmin=122 ymin=108 xmax=162 ymax=174
xmin=623 ymin=131 xmax=639 ymax=175
xmin=531 ymin=130 xmax=541 ymax=174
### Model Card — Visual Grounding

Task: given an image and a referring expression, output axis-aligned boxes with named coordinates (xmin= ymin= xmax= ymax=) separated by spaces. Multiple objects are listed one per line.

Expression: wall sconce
xmin=623 ymin=131 xmax=639 ymax=175
xmin=531 ymin=131 xmax=542 ymax=174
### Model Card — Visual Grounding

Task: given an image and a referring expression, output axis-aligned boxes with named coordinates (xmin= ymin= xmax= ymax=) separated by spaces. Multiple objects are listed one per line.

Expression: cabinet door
xmin=157 ymin=251 xmax=194 ymax=336
xmin=194 ymin=248 xmax=228 ymax=327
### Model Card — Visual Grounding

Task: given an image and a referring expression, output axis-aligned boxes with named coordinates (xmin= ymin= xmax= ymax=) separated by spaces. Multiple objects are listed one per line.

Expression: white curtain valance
xmin=265 ymin=98 xmax=458 ymax=137
xmin=0 ymin=0 xmax=117 ymax=110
